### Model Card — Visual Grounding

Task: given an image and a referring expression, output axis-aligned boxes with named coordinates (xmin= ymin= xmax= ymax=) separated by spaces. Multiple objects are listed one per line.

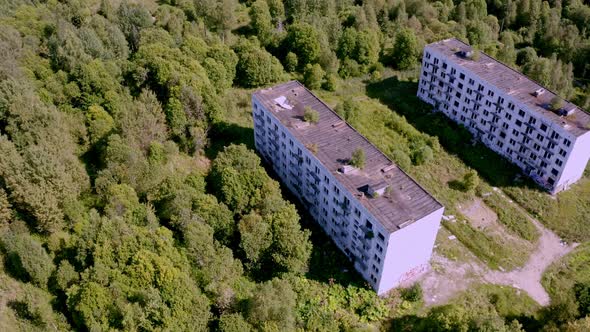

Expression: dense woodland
xmin=0 ymin=0 xmax=589 ymax=331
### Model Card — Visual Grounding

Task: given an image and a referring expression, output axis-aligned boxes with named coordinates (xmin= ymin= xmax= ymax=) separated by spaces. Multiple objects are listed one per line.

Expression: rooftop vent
xmin=381 ymin=164 xmax=396 ymax=173
xmin=459 ymin=50 xmax=473 ymax=58
xmin=274 ymin=96 xmax=293 ymax=110
xmin=557 ymin=107 xmax=576 ymax=117
xmin=533 ymin=88 xmax=545 ymax=97
xmin=338 ymin=165 xmax=356 ymax=174
xmin=368 ymin=181 xmax=388 ymax=197
xmin=332 ymin=121 xmax=346 ymax=129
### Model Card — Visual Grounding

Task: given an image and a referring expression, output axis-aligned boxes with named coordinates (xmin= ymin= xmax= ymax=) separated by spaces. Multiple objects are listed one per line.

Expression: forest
xmin=0 ymin=0 xmax=589 ymax=331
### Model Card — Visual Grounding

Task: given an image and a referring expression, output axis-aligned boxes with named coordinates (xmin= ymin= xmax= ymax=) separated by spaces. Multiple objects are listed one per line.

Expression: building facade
xmin=417 ymin=38 xmax=590 ymax=194
xmin=252 ymin=81 xmax=444 ymax=295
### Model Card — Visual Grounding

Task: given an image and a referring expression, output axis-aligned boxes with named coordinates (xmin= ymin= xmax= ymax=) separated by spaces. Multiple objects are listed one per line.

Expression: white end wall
xmin=376 ymin=206 xmax=444 ymax=295
xmin=556 ymin=131 xmax=590 ymax=192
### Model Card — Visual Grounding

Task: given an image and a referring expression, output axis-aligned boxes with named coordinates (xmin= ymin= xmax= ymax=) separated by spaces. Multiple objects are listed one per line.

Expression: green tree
xmin=86 ymin=104 xmax=114 ymax=145
xmin=239 ymin=212 xmax=272 ymax=266
xmin=391 ymin=28 xmax=420 ymax=70
xmin=412 ymin=144 xmax=433 ymax=165
xmin=286 ymin=22 xmax=320 ymax=68
xmin=1 ymin=225 xmax=55 ymax=287
xmin=335 ymin=97 xmax=360 ymax=121
xmin=322 ymin=72 xmax=338 ymax=91
xmin=247 ymin=278 xmax=297 ymax=331
xmin=0 ymin=188 xmax=12 ymax=224
xmin=219 ymin=313 xmax=253 ymax=332
xmin=284 ymin=52 xmax=298 ymax=73
xmin=235 ymin=39 xmax=284 ymax=88
xmin=303 ymin=63 xmax=324 ymax=90
xmin=116 ymin=1 xmax=153 ymax=51
xmin=250 ymin=0 xmax=273 ymax=45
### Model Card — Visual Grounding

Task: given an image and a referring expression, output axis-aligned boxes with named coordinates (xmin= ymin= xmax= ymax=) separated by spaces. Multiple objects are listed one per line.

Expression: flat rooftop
xmin=426 ymin=38 xmax=590 ymax=137
xmin=253 ymin=81 xmax=443 ymax=233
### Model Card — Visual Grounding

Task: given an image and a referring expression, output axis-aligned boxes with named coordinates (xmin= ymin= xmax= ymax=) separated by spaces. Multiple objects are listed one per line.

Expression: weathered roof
xmin=253 ymin=81 xmax=443 ymax=233
xmin=426 ymin=38 xmax=590 ymax=137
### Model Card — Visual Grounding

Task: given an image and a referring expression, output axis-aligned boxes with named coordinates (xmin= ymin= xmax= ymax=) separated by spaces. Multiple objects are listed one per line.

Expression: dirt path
xmin=419 ymin=188 xmax=577 ymax=306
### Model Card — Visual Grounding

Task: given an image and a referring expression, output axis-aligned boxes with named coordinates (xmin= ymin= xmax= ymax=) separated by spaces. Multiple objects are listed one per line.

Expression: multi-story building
xmin=252 ymin=81 xmax=444 ymax=295
xmin=418 ymin=38 xmax=590 ymax=194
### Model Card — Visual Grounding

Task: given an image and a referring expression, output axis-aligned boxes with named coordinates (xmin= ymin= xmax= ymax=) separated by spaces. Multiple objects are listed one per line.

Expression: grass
xmin=542 ymin=242 xmax=590 ymax=302
xmin=503 ymin=175 xmax=590 ymax=243
xmin=434 ymin=227 xmax=475 ymax=263
xmin=478 ymin=184 xmax=540 ymax=242
xmin=442 ymin=217 xmax=529 ymax=271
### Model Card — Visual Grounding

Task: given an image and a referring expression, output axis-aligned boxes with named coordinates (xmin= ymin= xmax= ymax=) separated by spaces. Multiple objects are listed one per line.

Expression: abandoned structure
xmin=418 ymin=38 xmax=590 ymax=193
xmin=252 ymin=81 xmax=444 ymax=294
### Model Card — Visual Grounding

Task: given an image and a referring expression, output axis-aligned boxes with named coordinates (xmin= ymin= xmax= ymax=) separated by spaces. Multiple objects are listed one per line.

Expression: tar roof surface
xmin=253 ymin=81 xmax=443 ymax=233
xmin=426 ymin=38 xmax=590 ymax=137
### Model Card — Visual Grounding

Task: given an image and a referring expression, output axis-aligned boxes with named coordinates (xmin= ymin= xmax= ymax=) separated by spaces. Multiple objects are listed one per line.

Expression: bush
xmin=550 ymin=96 xmax=564 ymax=111
xmin=339 ymin=58 xmax=361 ymax=78
xmin=392 ymin=150 xmax=412 ymax=170
xmin=323 ymin=72 xmax=338 ymax=91
xmin=303 ymin=106 xmax=319 ymax=124
xmin=412 ymin=145 xmax=433 ymax=165
xmin=350 ymin=148 xmax=366 ymax=169
xmin=401 ymin=283 xmax=423 ymax=302
xmin=462 ymin=170 xmax=480 ymax=192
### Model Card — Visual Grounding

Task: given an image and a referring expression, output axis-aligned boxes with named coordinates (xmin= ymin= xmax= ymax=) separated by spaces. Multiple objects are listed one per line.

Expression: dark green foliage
xmin=249 ymin=0 xmax=272 ymax=45
xmin=0 ymin=0 xmax=589 ymax=329
xmin=391 ymin=29 xmax=420 ymax=70
xmin=286 ymin=22 xmax=320 ymax=68
xmin=284 ymin=52 xmax=298 ymax=73
xmin=0 ymin=188 xmax=12 ymax=224
xmin=401 ymin=283 xmax=423 ymax=302
xmin=1 ymin=224 xmax=55 ymax=287
xmin=323 ymin=72 xmax=338 ymax=91
xmin=303 ymin=63 xmax=324 ymax=90
xmin=235 ymin=38 xmax=284 ymax=88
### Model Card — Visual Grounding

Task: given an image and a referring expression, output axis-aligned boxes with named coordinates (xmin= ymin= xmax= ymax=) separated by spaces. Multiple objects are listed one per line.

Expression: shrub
xmin=350 ymin=148 xmax=366 ymax=169
xmin=550 ymin=96 xmax=564 ymax=111
xmin=401 ymin=283 xmax=423 ymax=302
xmin=303 ymin=106 xmax=319 ymax=124
xmin=463 ymin=170 xmax=480 ymax=192
xmin=392 ymin=150 xmax=412 ymax=170
xmin=322 ymin=72 xmax=338 ymax=91
xmin=412 ymin=145 xmax=433 ymax=165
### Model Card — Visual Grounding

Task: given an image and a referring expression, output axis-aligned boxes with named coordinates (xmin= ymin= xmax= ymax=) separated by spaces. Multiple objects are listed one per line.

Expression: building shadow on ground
xmin=366 ymin=76 xmax=541 ymax=191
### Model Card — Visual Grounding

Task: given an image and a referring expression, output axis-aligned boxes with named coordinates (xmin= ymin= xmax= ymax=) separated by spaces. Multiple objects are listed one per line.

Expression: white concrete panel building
xmin=417 ymin=38 xmax=590 ymax=194
xmin=252 ymin=81 xmax=444 ymax=295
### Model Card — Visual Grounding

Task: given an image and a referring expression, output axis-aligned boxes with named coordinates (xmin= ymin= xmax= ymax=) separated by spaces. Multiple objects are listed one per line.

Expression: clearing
xmin=419 ymin=191 xmax=576 ymax=306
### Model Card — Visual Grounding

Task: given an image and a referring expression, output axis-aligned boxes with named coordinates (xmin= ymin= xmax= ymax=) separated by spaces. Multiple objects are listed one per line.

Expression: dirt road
xmin=419 ymin=189 xmax=576 ymax=306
